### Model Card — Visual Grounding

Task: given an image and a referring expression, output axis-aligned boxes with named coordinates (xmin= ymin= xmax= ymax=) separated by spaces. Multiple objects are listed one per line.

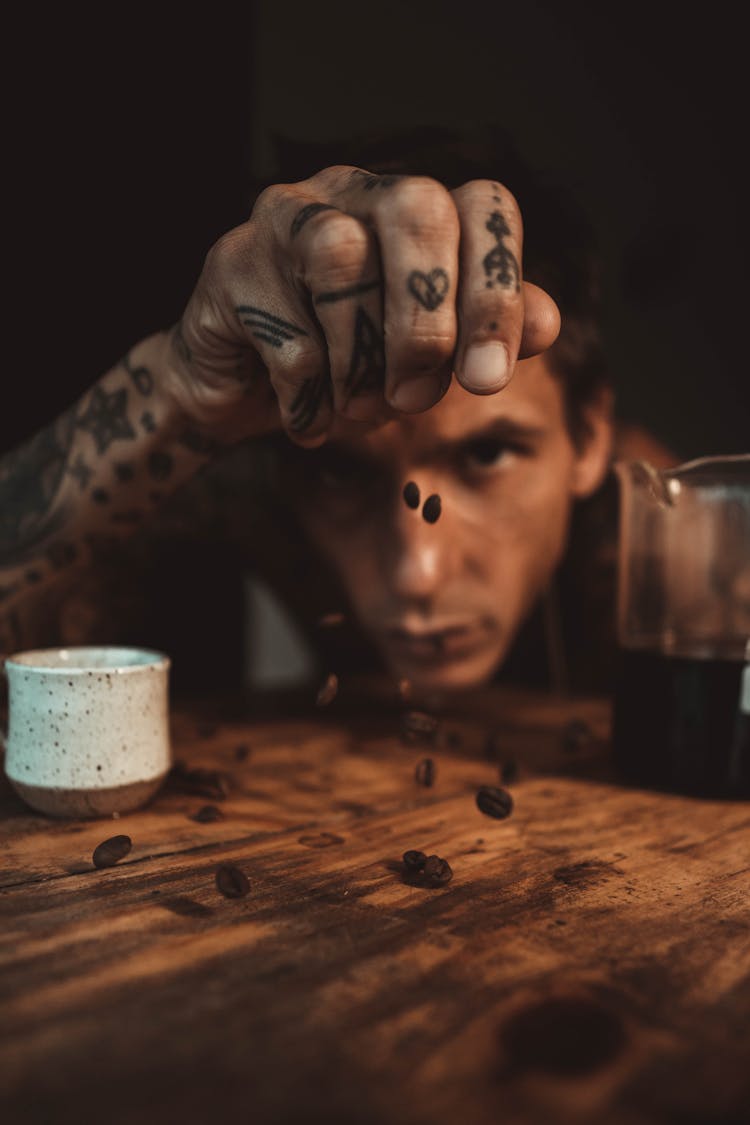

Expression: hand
xmin=164 ymin=165 xmax=561 ymax=445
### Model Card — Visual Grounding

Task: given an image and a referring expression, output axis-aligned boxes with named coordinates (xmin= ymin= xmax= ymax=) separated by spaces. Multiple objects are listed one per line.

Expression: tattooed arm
xmin=0 ymin=332 xmax=229 ymax=653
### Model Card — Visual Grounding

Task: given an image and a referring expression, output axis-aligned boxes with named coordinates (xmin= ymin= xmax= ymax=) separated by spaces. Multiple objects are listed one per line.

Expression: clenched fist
xmin=163 ymin=165 xmax=561 ymax=446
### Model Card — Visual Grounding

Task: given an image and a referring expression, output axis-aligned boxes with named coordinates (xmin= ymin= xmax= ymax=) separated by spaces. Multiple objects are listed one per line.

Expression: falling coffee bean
xmin=316 ymin=672 xmax=339 ymax=707
xmin=215 ymin=863 xmax=250 ymax=899
xmin=402 ymin=710 xmax=439 ymax=744
xmin=168 ymin=761 xmax=231 ymax=801
xmin=403 ymin=481 xmax=420 ymax=509
xmin=422 ymin=494 xmax=442 ymax=524
xmin=415 ymin=757 xmax=436 ymax=787
xmin=92 ymin=835 xmax=132 ymax=869
xmin=190 ymin=805 xmax=225 ymax=823
xmin=500 ymin=759 xmax=519 ymax=785
xmin=476 ymin=785 xmax=514 ymax=820
xmin=562 ymin=718 xmax=594 ymax=753
xmin=423 ymin=854 xmax=453 ymax=887
xmin=403 ymin=849 xmax=427 ymax=873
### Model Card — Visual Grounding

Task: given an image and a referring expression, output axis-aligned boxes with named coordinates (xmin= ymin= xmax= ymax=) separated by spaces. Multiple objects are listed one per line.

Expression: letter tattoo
xmin=345 ymin=307 xmax=385 ymax=397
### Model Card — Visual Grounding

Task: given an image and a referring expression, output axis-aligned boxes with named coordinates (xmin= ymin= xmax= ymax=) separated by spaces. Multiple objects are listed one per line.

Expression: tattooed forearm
xmin=76 ymin=386 xmax=136 ymax=453
xmin=0 ymin=408 xmax=77 ymax=565
xmin=121 ymin=352 xmax=154 ymax=396
xmin=288 ymin=376 xmax=328 ymax=433
xmin=290 ymin=202 xmax=336 ymax=239
xmin=314 ymin=278 xmax=381 ymax=305
xmin=407 ymin=269 xmax=449 ymax=311
xmin=235 ymin=305 xmax=308 ymax=350
xmin=345 ymin=307 xmax=386 ymax=397
xmin=483 ymin=210 xmax=521 ymax=292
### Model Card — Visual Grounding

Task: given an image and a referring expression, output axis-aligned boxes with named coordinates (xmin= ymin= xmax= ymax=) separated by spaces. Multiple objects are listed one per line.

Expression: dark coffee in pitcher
xmin=613 ymin=642 xmax=750 ymax=798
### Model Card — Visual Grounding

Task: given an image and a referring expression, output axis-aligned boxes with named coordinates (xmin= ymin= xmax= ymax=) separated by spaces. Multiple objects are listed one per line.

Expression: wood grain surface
xmin=1 ymin=682 xmax=748 ymax=1125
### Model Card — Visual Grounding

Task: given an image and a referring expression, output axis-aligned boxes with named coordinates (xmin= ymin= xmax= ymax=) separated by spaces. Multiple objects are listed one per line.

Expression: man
xmin=0 ymin=129 xmax=672 ymax=698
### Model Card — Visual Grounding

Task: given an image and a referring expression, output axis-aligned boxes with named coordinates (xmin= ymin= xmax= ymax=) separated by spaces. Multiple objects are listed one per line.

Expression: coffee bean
xmin=562 ymin=718 xmax=594 ymax=753
xmin=500 ymin=759 xmax=519 ymax=785
xmin=423 ymin=854 xmax=453 ymax=887
xmin=444 ymin=729 xmax=463 ymax=750
xmin=403 ymin=481 xmax=420 ymax=509
xmin=402 ymin=849 xmax=427 ymax=872
xmin=402 ymin=710 xmax=439 ymax=744
xmin=484 ymin=730 xmax=503 ymax=760
xmin=92 ymin=834 xmax=132 ymax=869
xmin=316 ymin=672 xmax=339 ymax=707
xmin=215 ymin=863 xmax=250 ymax=899
xmin=234 ymin=743 xmax=251 ymax=762
xmin=168 ymin=761 xmax=231 ymax=801
xmin=422 ymin=494 xmax=442 ymax=523
xmin=190 ymin=805 xmax=224 ymax=823
xmin=415 ymin=757 xmax=436 ymax=787
xmin=476 ymin=785 xmax=514 ymax=820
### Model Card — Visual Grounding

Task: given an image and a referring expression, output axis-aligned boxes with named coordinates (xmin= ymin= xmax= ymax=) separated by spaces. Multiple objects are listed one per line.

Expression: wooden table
xmin=1 ymin=683 xmax=749 ymax=1125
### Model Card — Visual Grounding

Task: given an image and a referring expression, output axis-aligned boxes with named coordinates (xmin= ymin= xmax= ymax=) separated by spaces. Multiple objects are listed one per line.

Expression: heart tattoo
xmin=407 ymin=269 xmax=450 ymax=311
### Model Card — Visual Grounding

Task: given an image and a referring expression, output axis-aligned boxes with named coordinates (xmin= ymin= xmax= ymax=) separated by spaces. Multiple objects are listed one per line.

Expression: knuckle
xmin=251 ymin=182 xmax=290 ymax=218
xmin=205 ymin=225 xmax=254 ymax=278
xmin=377 ymin=177 xmax=459 ymax=236
xmin=304 ymin=212 xmax=371 ymax=277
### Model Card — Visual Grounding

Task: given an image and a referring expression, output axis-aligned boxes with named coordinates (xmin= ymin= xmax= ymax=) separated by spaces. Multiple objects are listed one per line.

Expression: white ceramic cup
xmin=2 ymin=646 xmax=171 ymax=818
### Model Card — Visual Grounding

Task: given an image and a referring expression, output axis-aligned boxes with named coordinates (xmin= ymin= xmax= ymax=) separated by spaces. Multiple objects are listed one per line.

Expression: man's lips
xmin=382 ymin=621 xmax=488 ymax=662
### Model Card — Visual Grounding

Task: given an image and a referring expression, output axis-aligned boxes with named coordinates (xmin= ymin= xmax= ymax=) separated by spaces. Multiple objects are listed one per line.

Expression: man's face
xmin=296 ymin=353 xmax=611 ymax=692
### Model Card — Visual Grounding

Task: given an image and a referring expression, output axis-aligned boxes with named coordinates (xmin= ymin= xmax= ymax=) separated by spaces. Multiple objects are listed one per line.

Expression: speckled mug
xmin=2 ymin=646 xmax=171 ymax=818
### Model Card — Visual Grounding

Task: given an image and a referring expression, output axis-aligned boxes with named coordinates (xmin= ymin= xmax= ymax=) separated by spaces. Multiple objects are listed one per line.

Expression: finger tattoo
xmin=290 ymin=202 xmax=336 ymax=239
xmin=483 ymin=210 xmax=521 ymax=292
xmin=345 ymin=306 xmax=386 ymax=397
xmin=407 ymin=268 xmax=449 ymax=311
xmin=236 ymin=304 xmax=309 ymax=350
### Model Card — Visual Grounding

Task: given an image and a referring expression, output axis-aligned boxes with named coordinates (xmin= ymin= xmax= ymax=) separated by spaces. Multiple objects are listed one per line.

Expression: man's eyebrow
xmin=441 ymin=417 xmax=548 ymax=449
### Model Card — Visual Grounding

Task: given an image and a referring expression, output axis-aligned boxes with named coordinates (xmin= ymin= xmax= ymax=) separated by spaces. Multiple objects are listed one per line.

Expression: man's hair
xmin=266 ymin=123 xmax=611 ymax=446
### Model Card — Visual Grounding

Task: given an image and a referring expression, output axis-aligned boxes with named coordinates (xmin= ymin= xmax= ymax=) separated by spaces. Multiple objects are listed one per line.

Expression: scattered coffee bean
xmin=92 ymin=834 xmax=132 ymax=869
xmin=444 ymin=729 xmax=463 ymax=750
xmin=168 ymin=761 xmax=231 ymax=801
xmin=476 ymin=785 xmax=514 ymax=820
xmin=190 ymin=805 xmax=225 ymax=823
xmin=215 ymin=863 xmax=250 ymax=899
xmin=234 ymin=743 xmax=251 ymax=762
xmin=423 ymin=854 xmax=453 ymax=887
xmin=500 ymin=759 xmax=519 ymax=785
xmin=562 ymin=718 xmax=594 ymax=753
xmin=422 ymin=494 xmax=442 ymax=523
xmin=402 ymin=710 xmax=439 ymax=744
xmin=316 ymin=672 xmax=339 ymax=707
xmin=317 ymin=611 xmax=346 ymax=628
xmin=402 ymin=849 xmax=427 ymax=873
xmin=403 ymin=481 xmax=420 ymax=509
xmin=415 ymin=757 xmax=436 ymax=787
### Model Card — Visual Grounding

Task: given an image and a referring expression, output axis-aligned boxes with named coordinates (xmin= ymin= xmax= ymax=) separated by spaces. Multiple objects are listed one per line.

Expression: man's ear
xmin=570 ymin=385 xmax=615 ymax=499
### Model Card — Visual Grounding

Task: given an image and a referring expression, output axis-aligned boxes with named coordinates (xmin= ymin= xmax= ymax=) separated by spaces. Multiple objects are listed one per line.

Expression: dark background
xmin=3 ymin=1 xmax=748 ymax=459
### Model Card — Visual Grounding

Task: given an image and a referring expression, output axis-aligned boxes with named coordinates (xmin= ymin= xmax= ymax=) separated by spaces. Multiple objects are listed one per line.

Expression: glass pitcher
xmin=612 ymin=454 xmax=750 ymax=797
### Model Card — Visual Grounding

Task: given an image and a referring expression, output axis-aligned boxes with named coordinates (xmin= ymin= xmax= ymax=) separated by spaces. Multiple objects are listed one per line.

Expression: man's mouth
xmin=383 ymin=620 xmax=488 ymax=663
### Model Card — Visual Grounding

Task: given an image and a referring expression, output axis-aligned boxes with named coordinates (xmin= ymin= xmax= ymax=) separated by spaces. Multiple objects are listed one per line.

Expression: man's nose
xmin=382 ymin=500 xmax=458 ymax=601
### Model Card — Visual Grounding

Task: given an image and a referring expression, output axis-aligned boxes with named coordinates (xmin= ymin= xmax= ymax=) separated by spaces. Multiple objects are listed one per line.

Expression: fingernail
xmin=462 ymin=341 xmax=509 ymax=392
xmin=389 ymin=375 xmax=442 ymax=413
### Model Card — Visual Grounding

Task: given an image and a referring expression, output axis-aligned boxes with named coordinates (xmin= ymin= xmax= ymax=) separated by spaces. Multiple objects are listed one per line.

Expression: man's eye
xmin=462 ymin=439 xmax=521 ymax=471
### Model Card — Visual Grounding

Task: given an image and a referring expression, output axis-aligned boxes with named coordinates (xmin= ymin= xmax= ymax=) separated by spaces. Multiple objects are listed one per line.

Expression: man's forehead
xmin=333 ymin=354 xmax=561 ymax=456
